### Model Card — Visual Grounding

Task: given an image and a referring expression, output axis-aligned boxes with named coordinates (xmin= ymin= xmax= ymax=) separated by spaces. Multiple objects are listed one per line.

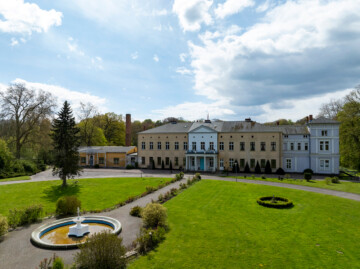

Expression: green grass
xmin=129 ymin=180 xmax=360 ymax=269
xmin=228 ymin=176 xmax=360 ymax=194
xmin=0 ymin=176 xmax=31 ymax=182
xmin=0 ymin=177 xmax=171 ymax=216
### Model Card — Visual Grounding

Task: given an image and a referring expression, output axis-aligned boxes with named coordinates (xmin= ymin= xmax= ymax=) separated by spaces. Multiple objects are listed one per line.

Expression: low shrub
xmin=146 ymin=186 xmax=156 ymax=193
xmin=170 ymin=188 xmax=178 ymax=196
xmin=52 ymin=257 xmax=65 ymax=269
xmin=179 ymin=171 xmax=184 ymax=179
xmin=303 ymin=168 xmax=314 ymax=175
xmin=304 ymin=172 xmax=312 ymax=181
xmin=0 ymin=214 xmax=8 ymax=236
xmin=136 ymin=227 xmax=166 ymax=255
xmin=194 ymin=173 xmax=201 ymax=180
xmin=276 ymin=167 xmax=285 ymax=175
xmin=126 ymin=164 xmax=134 ymax=169
xmin=94 ymin=164 xmax=100 ymax=168
xmin=37 ymin=254 xmax=64 ymax=269
xmin=325 ymin=177 xmax=332 ymax=185
xmin=130 ymin=206 xmax=142 ymax=218
xmin=56 ymin=196 xmax=81 ymax=216
xmin=142 ymin=203 xmax=167 ymax=229
xmin=126 ymin=196 xmax=136 ymax=203
xmin=179 ymin=183 xmax=187 ymax=190
xmin=8 ymin=204 xmax=43 ymax=228
xmin=332 ymin=177 xmax=340 ymax=184
xmin=75 ymin=231 xmax=126 ymax=269
xmin=158 ymin=193 xmax=164 ymax=202
xmin=175 ymin=174 xmax=182 ymax=181
xmin=257 ymin=196 xmax=293 ymax=209
xmin=261 ymin=175 xmax=266 ymax=179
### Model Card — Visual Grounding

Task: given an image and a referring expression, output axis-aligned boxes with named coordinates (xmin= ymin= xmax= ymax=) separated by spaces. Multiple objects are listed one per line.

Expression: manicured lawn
xmin=129 ymin=180 xmax=360 ymax=269
xmin=228 ymin=176 xmax=360 ymax=194
xmin=0 ymin=177 xmax=171 ymax=216
xmin=0 ymin=176 xmax=30 ymax=182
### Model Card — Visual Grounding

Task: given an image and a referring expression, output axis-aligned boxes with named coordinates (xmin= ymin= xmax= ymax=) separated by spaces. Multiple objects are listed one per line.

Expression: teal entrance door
xmin=200 ymin=158 xmax=204 ymax=170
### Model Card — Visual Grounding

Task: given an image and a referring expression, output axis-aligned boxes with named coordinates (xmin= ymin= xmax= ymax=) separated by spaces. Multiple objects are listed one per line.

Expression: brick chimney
xmin=309 ymin=115 xmax=313 ymax=121
xmin=125 ymin=114 xmax=131 ymax=146
xmin=306 ymin=116 xmax=309 ymax=123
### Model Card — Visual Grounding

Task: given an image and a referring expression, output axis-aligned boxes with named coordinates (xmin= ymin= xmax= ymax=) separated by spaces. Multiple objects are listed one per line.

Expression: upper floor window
xmin=192 ymin=142 xmax=196 ymax=151
xmin=219 ymin=142 xmax=224 ymax=151
xmin=157 ymin=142 xmax=161 ymax=150
xmin=284 ymin=135 xmax=289 ymax=138
xmin=165 ymin=142 xmax=170 ymax=150
xmin=149 ymin=142 xmax=153 ymax=150
xmin=250 ymin=142 xmax=255 ymax=151
xmin=201 ymin=142 xmax=205 ymax=150
xmin=290 ymin=143 xmax=294 ymax=151
xmin=320 ymin=141 xmax=329 ymax=151
xmin=321 ymin=130 xmax=328 ymax=136
xmin=297 ymin=143 xmax=301 ymax=151
xmin=229 ymin=142 xmax=234 ymax=151
xmin=260 ymin=142 xmax=266 ymax=151
xmin=305 ymin=143 xmax=309 ymax=151
xmin=271 ymin=142 xmax=276 ymax=151
xmin=141 ymin=142 xmax=145 ymax=150
xmin=183 ymin=142 xmax=188 ymax=150
xmin=209 ymin=142 xmax=214 ymax=150
xmin=175 ymin=142 xmax=179 ymax=150
xmin=303 ymin=135 xmax=308 ymax=138
xmin=240 ymin=142 xmax=245 ymax=151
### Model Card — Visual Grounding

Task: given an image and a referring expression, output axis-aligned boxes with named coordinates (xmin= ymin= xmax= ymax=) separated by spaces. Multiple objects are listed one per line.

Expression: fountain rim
xmin=31 ymin=215 xmax=122 ymax=250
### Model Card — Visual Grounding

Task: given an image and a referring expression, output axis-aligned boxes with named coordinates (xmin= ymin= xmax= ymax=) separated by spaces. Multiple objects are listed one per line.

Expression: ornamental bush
xmin=136 ymin=227 xmax=166 ymax=254
xmin=0 ymin=214 xmax=8 ymax=236
xmin=255 ymin=161 xmax=261 ymax=174
xmin=56 ymin=196 xmax=81 ymax=216
xmin=265 ymin=160 xmax=272 ymax=174
xmin=8 ymin=204 xmax=43 ymax=228
xmin=304 ymin=172 xmax=312 ymax=181
xmin=303 ymin=168 xmax=314 ymax=175
xmin=244 ymin=162 xmax=250 ymax=173
xmin=142 ymin=203 xmax=167 ymax=229
xmin=257 ymin=196 xmax=293 ymax=209
xmin=130 ymin=206 xmax=142 ymax=218
xmin=276 ymin=167 xmax=285 ymax=175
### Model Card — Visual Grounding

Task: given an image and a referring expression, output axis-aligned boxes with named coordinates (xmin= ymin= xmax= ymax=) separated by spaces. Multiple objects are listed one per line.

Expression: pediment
xmin=189 ymin=125 xmax=217 ymax=133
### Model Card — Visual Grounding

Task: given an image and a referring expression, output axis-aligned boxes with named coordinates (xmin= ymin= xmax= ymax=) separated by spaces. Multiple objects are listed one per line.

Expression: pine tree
xmin=255 ymin=161 xmax=261 ymax=174
xmin=265 ymin=160 xmax=272 ymax=174
xmin=51 ymin=101 xmax=81 ymax=187
xmin=244 ymin=162 xmax=250 ymax=173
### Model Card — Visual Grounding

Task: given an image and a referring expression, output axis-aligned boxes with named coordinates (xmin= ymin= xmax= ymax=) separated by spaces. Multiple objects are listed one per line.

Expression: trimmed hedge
xmin=257 ymin=196 xmax=293 ymax=209
xmin=56 ymin=196 xmax=81 ymax=216
xmin=8 ymin=204 xmax=43 ymax=228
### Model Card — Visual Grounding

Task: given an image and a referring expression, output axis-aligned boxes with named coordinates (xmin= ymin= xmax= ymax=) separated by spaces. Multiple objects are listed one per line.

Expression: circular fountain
xmin=31 ymin=209 xmax=121 ymax=250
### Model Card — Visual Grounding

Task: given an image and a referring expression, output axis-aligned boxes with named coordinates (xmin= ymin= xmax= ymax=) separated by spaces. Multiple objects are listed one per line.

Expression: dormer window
xmin=321 ymin=130 xmax=328 ymax=136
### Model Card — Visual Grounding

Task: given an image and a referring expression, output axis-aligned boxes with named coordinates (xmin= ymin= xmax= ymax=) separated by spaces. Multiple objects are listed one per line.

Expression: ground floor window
xmin=114 ymin=158 xmax=119 ymax=164
xmin=286 ymin=158 xmax=292 ymax=169
xmin=261 ymin=159 xmax=266 ymax=168
xmin=191 ymin=157 xmax=195 ymax=167
xmin=183 ymin=157 xmax=186 ymax=166
xmin=229 ymin=158 xmax=234 ymax=168
xmin=319 ymin=159 xmax=330 ymax=170
xmin=219 ymin=159 xmax=224 ymax=168
xmin=157 ymin=157 xmax=161 ymax=165
xmin=209 ymin=158 xmax=214 ymax=167
xmin=81 ymin=157 xmax=86 ymax=163
xmin=141 ymin=157 xmax=145 ymax=165
xmin=99 ymin=157 xmax=104 ymax=164
xmin=175 ymin=157 xmax=178 ymax=166
xmin=149 ymin=157 xmax=153 ymax=166
xmin=271 ymin=159 xmax=276 ymax=169
xmin=240 ymin=159 xmax=245 ymax=168
xmin=250 ymin=159 xmax=255 ymax=168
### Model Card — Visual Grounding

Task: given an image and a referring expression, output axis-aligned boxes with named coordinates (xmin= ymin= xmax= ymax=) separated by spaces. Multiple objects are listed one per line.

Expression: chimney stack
xmin=309 ymin=115 xmax=313 ymax=121
xmin=276 ymin=121 xmax=280 ymax=126
xmin=125 ymin=114 xmax=131 ymax=146
xmin=306 ymin=116 xmax=309 ymax=123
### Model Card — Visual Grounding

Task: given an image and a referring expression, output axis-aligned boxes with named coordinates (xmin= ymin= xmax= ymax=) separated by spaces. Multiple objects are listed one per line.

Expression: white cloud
xmin=153 ymin=54 xmax=159 ymax=62
xmin=0 ymin=0 xmax=62 ymax=34
xmin=10 ymin=38 xmax=19 ymax=46
xmin=256 ymin=0 xmax=274 ymax=13
xmin=9 ymin=78 xmax=107 ymax=113
xmin=215 ymin=0 xmax=254 ymax=19
xmin=67 ymin=38 xmax=85 ymax=57
xmin=152 ymin=9 xmax=168 ymax=16
xmin=172 ymin=0 xmax=213 ymax=32
xmin=176 ymin=67 xmax=192 ymax=75
xmin=131 ymin=52 xmax=139 ymax=60
xmin=179 ymin=53 xmax=187 ymax=62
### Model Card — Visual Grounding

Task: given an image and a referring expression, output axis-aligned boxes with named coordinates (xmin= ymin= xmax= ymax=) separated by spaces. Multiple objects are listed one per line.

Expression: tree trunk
xmin=62 ymin=175 xmax=67 ymax=187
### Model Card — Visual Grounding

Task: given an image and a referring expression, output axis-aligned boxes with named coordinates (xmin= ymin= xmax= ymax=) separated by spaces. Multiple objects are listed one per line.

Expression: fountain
xmin=68 ymin=207 xmax=89 ymax=237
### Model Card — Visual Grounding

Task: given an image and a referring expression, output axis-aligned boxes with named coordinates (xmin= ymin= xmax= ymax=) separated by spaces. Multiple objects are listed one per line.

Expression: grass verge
xmin=0 ymin=176 xmax=31 ymax=182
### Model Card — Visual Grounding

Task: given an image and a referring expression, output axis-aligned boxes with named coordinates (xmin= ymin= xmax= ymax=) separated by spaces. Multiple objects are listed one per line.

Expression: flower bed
xmin=257 ymin=196 xmax=293 ymax=209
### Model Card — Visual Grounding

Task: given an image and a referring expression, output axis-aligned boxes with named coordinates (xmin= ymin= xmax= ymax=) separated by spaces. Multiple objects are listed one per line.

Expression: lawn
xmin=228 ymin=176 xmax=360 ymax=194
xmin=0 ymin=177 xmax=171 ymax=216
xmin=0 ymin=176 xmax=30 ymax=182
xmin=129 ymin=180 xmax=360 ymax=269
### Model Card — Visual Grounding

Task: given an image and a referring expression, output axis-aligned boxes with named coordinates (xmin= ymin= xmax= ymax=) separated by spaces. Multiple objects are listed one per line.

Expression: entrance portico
xmin=186 ymin=153 xmax=217 ymax=172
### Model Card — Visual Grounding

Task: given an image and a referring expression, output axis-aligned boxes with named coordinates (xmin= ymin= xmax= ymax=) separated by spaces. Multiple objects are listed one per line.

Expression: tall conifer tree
xmin=51 ymin=101 xmax=81 ymax=187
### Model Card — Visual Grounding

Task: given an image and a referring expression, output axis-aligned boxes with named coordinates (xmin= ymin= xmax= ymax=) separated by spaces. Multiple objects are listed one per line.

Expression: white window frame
xmin=175 ymin=142 xmax=179 ymax=150
xmin=229 ymin=158 xmax=234 ymax=168
xmin=209 ymin=142 xmax=214 ymax=150
xmin=286 ymin=158 xmax=292 ymax=169
xmin=149 ymin=142 xmax=153 ymax=150
xmin=192 ymin=142 xmax=196 ymax=151
xmin=201 ymin=142 xmax=205 ymax=150
xmin=141 ymin=142 xmax=146 ymax=150
xmin=183 ymin=142 xmax=188 ymax=150
xmin=219 ymin=159 xmax=224 ymax=168
xmin=219 ymin=142 xmax=224 ymax=151
xmin=319 ymin=159 xmax=330 ymax=171
xmin=229 ymin=142 xmax=234 ymax=151
xmin=165 ymin=142 xmax=170 ymax=150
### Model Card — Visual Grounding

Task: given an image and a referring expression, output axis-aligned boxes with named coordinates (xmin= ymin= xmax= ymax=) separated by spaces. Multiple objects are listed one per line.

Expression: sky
xmin=0 ymin=0 xmax=360 ymax=122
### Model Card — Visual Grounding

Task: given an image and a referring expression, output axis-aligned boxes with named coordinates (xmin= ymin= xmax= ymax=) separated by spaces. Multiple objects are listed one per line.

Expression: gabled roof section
xmin=188 ymin=122 xmax=223 ymax=132
xmin=274 ymin=125 xmax=309 ymax=135
xmin=79 ymin=146 xmax=136 ymax=154
xmin=139 ymin=122 xmax=192 ymax=134
xmin=308 ymin=117 xmax=340 ymax=125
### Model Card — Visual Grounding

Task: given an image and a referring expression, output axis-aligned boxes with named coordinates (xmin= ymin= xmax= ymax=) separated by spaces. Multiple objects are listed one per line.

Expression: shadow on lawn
xmin=42 ymin=183 xmax=81 ymax=202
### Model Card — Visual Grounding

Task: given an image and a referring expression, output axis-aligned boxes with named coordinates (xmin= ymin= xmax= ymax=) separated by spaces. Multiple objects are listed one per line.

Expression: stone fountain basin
xmin=31 ymin=216 xmax=122 ymax=250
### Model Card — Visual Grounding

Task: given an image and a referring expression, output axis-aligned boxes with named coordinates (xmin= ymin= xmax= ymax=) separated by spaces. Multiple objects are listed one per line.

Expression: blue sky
xmin=1 ymin=0 xmax=360 ymax=122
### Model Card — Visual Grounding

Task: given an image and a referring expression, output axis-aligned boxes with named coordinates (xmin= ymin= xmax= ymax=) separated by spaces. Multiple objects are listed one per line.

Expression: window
xmin=303 ymin=135 xmax=308 ymax=138
xmin=175 ymin=142 xmax=179 ymax=150
xmin=183 ymin=157 xmax=186 ymax=166
xmin=157 ymin=142 xmax=161 ymax=150
xmin=166 ymin=142 xmax=170 ymax=150
xmin=240 ymin=159 xmax=245 ymax=168
xmin=271 ymin=142 xmax=276 ymax=151
xmin=192 ymin=142 xmax=197 ymax=151
xmin=305 ymin=143 xmax=308 ymax=151
xmin=99 ymin=157 xmax=104 ymax=164
xmin=141 ymin=157 xmax=145 ymax=165
xmin=298 ymin=143 xmax=301 ymax=151
xmin=209 ymin=158 xmax=214 ymax=167
xmin=261 ymin=159 xmax=266 ymax=168
xmin=191 ymin=157 xmax=195 ymax=166
xmin=81 ymin=157 xmax=86 ymax=163
xmin=229 ymin=158 xmax=234 ymax=168
xmin=114 ymin=158 xmax=119 ymax=164
xmin=286 ymin=159 xmax=292 ymax=169
xmin=175 ymin=157 xmax=178 ymax=166
xmin=149 ymin=142 xmax=153 ymax=150
xmin=250 ymin=159 xmax=255 ymax=168
xmin=209 ymin=142 xmax=214 ymax=150
xmin=240 ymin=142 xmax=245 ymax=151
xmin=149 ymin=157 xmax=153 ymax=166
xmin=220 ymin=159 xmax=224 ymax=168
xmin=157 ymin=157 xmax=161 ymax=165
xmin=321 ymin=130 xmax=328 ymax=136
xmin=320 ymin=141 xmax=329 ymax=151
xmin=219 ymin=142 xmax=224 ymax=150
xmin=271 ymin=159 xmax=276 ymax=169
xmin=290 ymin=143 xmax=294 ymax=150
xmin=261 ymin=142 xmax=266 ymax=151
xmin=141 ymin=142 xmax=145 ymax=150
xmin=320 ymin=159 xmax=330 ymax=170
xmin=229 ymin=142 xmax=234 ymax=151
xmin=166 ymin=157 xmax=170 ymax=166
xmin=183 ymin=142 xmax=188 ymax=150
xmin=250 ymin=142 xmax=255 ymax=151
xmin=284 ymin=135 xmax=288 ymax=138
xmin=201 ymin=142 xmax=205 ymax=150
xmin=325 ymin=141 xmax=329 ymax=151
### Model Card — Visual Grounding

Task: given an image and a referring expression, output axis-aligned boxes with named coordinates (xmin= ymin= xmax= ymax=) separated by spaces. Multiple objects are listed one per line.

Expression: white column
xmin=194 ymin=156 xmax=197 ymax=171
xmin=204 ymin=156 xmax=207 ymax=171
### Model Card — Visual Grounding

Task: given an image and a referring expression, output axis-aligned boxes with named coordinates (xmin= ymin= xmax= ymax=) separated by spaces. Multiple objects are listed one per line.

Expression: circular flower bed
xmin=257 ymin=196 xmax=293 ymax=209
